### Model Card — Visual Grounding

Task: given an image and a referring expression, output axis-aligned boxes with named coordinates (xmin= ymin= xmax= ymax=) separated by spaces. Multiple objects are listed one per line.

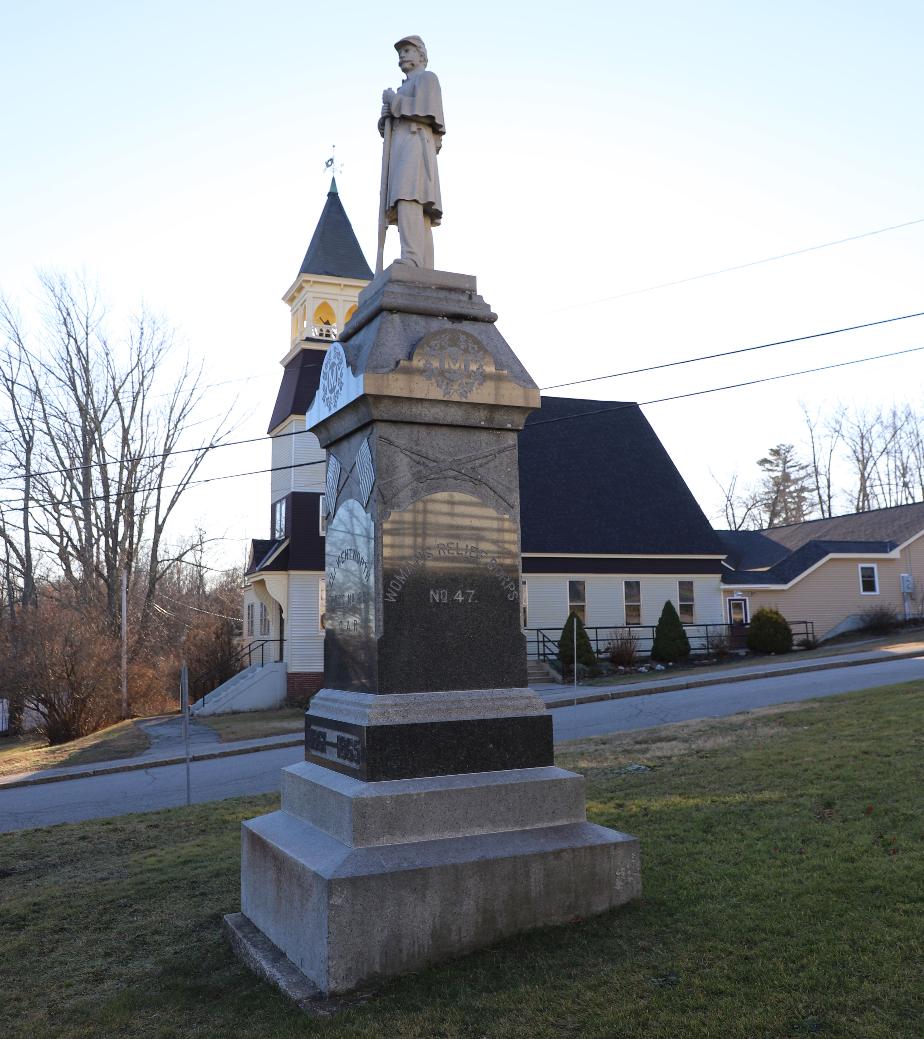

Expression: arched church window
xmin=312 ymin=301 xmax=337 ymax=340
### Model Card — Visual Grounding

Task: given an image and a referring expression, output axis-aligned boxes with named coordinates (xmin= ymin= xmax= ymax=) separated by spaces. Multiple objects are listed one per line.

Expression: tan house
xmin=718 ymin=501 xmax=924 ymax=640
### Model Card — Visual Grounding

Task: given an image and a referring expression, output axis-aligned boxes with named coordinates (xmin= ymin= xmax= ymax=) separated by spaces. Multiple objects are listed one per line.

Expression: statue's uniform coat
xmin=381 ymin=69 xmax=445 ymax=226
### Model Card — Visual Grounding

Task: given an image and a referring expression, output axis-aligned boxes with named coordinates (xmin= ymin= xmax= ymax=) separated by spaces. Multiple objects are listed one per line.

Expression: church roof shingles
xmin=297 ymin=179 xmax=373 ymax=282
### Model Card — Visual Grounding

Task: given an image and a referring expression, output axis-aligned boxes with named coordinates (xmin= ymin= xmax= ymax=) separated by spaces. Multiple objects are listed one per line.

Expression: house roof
xmin=518 ymin=396 xmax=725 ymax=557
xmin=718 ymin=499 xmax=924 ymax=585
xmin=296 ymin=179 xmax=373 ymax=281
xmin=267 ymin=347 xmax=327 ymax=433
xmin=246 ymin=538 xmax=289 ymax=575
xmin=723 ymin=539 xmax=896 ymax=586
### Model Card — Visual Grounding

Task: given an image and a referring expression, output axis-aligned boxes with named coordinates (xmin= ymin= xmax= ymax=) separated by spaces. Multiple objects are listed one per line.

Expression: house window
xmin=521 ymin=578 xmax=528 ymax=627
xmin=246 ymin=602 xmax=254 ymax=637
xmin=272 ymin=497 xmax=287 ymax=539
xmin=319 ymin=496 xmax=326 ymax=536
xmin=859 ymin=564 xmax=879 ymax=595
xmin=624 ymin=580 xmax=641 ymax=625
xmin=568 ymin=580 xmax=586 ymax=624
xmin=678 ymin=580 xmax=695 ymax=624
xmin=259 ymin=602 xmax=270 ymax=637
xmin=318 ymin=579 xmax=326 ymax=631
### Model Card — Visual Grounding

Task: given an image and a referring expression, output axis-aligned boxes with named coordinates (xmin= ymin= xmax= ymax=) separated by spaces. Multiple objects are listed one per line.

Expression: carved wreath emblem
xmin=320 ymin=344 xmax=346 ymax=412
xmin=417 ymin=330 xmax=487 ymax=399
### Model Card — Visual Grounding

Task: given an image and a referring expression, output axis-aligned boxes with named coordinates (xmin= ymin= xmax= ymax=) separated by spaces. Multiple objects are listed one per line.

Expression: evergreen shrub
xmin=651 ymin=601 xmax=691 ymax=663
xmin=747 ymin=607 xmax=793 ymax=654
xmin=558 ymin=611 xmax=597 ymax=678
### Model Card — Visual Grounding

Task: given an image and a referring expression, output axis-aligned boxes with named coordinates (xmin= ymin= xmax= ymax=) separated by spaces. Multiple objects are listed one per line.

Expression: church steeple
xmin=273 ymin=181 xmax=372 ymax=433
xmin=281 ymin=180 xmax=372 ymax=351
xmin=297 ymin=179 xmax=372 ymax=281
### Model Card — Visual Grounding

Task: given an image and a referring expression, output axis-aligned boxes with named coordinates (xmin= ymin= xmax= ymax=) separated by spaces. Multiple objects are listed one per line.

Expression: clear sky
xmin=2 ymin=1 xmax=923 ymax=571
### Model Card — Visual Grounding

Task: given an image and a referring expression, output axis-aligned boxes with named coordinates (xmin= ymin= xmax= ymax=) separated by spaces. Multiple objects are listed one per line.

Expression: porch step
xmin=527 ymin=661 xmax=551 ymax=683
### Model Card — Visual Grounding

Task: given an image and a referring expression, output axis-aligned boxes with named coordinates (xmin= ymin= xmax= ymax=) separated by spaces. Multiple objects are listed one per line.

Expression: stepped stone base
xmin=235 ymin=762 xmax=641 ymax=996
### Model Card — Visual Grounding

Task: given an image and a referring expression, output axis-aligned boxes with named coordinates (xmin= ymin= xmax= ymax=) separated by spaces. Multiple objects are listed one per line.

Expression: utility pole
xmin=121 ymin=568 xmax=129 ymax=718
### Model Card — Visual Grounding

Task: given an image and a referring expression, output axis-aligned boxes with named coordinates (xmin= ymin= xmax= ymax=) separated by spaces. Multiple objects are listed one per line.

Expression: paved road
xmin=2 ymin=655 xmax=922 ymax=834
xmin=550 ymin=653 xmax=924 ymax=741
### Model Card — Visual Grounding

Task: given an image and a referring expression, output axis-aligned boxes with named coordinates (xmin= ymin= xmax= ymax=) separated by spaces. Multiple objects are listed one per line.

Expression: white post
xmin=121 ymin=568 xmax=129 ymax=718
xmin=180 ymin=663 xmax=192 ymax=807
xmin=573 ymin=613 xmax=578 ymax=690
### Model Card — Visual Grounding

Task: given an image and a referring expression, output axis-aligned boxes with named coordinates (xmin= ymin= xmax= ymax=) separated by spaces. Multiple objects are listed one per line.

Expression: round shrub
xmin=747 ymin=607 xmax=793 ymax=654
xmin=651 ymin=600 xmax=691 ymax=663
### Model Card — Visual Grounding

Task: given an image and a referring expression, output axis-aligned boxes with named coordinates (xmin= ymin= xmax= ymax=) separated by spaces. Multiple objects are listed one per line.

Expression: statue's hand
xmin=382 ymin=88 xmax=396 ymax=105
xmin=380 ymin=104 xmax=391 ymax=118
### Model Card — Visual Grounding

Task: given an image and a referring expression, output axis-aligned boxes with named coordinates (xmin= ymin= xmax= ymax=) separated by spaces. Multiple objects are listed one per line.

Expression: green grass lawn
xmin=0 ymin=719 xmax=151 ymax=779
xmin=196 ymin=708 xmax=305 ymax=743
xmin=1 ymin=683 xmax=921 ymax=1038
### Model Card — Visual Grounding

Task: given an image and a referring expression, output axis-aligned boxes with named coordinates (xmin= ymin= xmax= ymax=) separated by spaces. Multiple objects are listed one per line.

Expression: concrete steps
xmin=191 ymin=662 xmax=287 ymax=716
xmin=527 ymin=660 xmax=551 ymax=684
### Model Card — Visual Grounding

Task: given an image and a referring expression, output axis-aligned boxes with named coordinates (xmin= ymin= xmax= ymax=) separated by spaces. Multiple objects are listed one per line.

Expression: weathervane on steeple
xmin=324 ymin=145 xmax=343 ymax=181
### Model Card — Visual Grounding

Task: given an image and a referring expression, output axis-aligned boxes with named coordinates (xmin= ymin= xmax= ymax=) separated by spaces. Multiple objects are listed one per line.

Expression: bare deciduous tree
xmin=0 ymin=273 xmax=233 ymax=625
xmin=801 ymin=403 xmax=843 ymax=519
xmin=0 ymin=273 xmax=236 ymax=732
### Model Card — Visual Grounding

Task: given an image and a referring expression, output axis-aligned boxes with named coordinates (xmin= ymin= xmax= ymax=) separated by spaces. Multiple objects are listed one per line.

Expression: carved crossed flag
xmin=377 ymin=436 xmax=516 ymax=511
xmin=325 ymin=454 xmax=342 ymax=517
xmin=356 ymin=436 xmax=376 ymax=507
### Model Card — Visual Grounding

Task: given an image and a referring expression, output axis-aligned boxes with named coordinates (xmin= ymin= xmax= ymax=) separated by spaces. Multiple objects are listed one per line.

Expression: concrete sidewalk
xmin=536 ymin=644 xmax=924 ymax=707
xmin=2 ymin=643 xmax=921 ymax=791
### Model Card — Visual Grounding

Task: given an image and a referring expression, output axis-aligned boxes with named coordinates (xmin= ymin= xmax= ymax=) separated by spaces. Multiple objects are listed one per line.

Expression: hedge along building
xmin=240 ymin=188 xmax=729 ymax=704
xmin=242 ymin=179 xmax=373 ymax=702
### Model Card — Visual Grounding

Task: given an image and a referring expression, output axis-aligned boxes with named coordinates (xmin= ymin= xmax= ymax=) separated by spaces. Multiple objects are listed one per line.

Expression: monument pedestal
xmin=231 ymin=760 xmax=640 ymax=996
xmin=231 ymin=266 xmax=641 ymax=1000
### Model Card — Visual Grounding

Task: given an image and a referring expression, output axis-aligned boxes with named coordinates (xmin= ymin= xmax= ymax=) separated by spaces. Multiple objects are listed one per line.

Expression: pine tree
xmin=558 ymin=611 xmax=596 ymax=678
xmin=650 ymin=600 xmax=691 ymax=663
xmin=757 ymin=444 xmax=811 ymax=527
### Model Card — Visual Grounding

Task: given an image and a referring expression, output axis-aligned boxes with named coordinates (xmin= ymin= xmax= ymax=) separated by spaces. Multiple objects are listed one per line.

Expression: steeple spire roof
xmin=297 ymin=179 xmax=373 ymax=281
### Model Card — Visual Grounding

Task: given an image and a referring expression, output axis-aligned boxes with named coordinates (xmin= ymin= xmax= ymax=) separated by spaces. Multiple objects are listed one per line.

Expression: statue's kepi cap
xmin=395 ymin=35 xmax=426 ymax=55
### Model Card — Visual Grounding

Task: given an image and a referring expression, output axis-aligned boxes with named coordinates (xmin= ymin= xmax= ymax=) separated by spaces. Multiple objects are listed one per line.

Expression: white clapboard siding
xmin=286 ymin=572 xmax=325 ymax=672
xmin=292 ymin=423 xmax=326 ymax=493
xmin=522 ymin=576 xmax=568 ymax=630
xmin=271 ymin=419 xmax=326 ymax=500
xmin=692 ymin=576 xmax=725 ymax=625
xmin=585 ymin=576 xmax=622 ymax=627
xmin=524 ymin=571 xmax=725 ymax=631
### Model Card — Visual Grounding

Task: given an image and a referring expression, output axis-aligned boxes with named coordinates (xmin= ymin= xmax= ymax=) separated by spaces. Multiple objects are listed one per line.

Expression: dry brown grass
xmin=0 ymin=718 xmax=150 ymax=779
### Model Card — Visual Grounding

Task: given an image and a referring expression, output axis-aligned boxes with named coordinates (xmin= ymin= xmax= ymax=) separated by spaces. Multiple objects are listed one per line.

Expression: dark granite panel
xmin=305 ymin=712 xmax=553 ymax=781
xmin=378 ymin=492 xmax=527 ymax=693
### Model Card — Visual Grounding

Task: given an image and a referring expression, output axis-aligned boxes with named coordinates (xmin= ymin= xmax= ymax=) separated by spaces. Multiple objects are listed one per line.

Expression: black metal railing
xmin=191 ymin=638 xmax=286 ymax=706
xmin=525 ymin=621 xmax=815 ymax=663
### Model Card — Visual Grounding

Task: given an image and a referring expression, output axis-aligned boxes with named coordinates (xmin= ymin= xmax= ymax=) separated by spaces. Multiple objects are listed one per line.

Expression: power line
xmin=526 ymin=343 xmax=924 ymax=428
xmin=540 ymin=309 xmax=924 ymax=391
xmin=156 ymin=591 xmax=242 ymax=622
xmin=570 ymin=216 xmax=924 ymax=311
xmin=0 ymin=342 xmax=917 ymax=514
xmin=3 ymin=306 xmax=920 ymax=490
xmin=0 ymin=457 xmax=325 ymax=517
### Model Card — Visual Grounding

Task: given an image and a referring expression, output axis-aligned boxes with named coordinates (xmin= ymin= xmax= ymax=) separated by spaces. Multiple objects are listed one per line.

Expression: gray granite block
xmin=241 ymin=809 xmax=641 ymax=996
xmin=279 ymin=762 xmax=587 ymax=846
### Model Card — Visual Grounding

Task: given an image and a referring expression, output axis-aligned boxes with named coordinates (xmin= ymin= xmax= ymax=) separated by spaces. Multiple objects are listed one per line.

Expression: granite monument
xmin=225 ymin=43 xmax=640 ymax=1002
